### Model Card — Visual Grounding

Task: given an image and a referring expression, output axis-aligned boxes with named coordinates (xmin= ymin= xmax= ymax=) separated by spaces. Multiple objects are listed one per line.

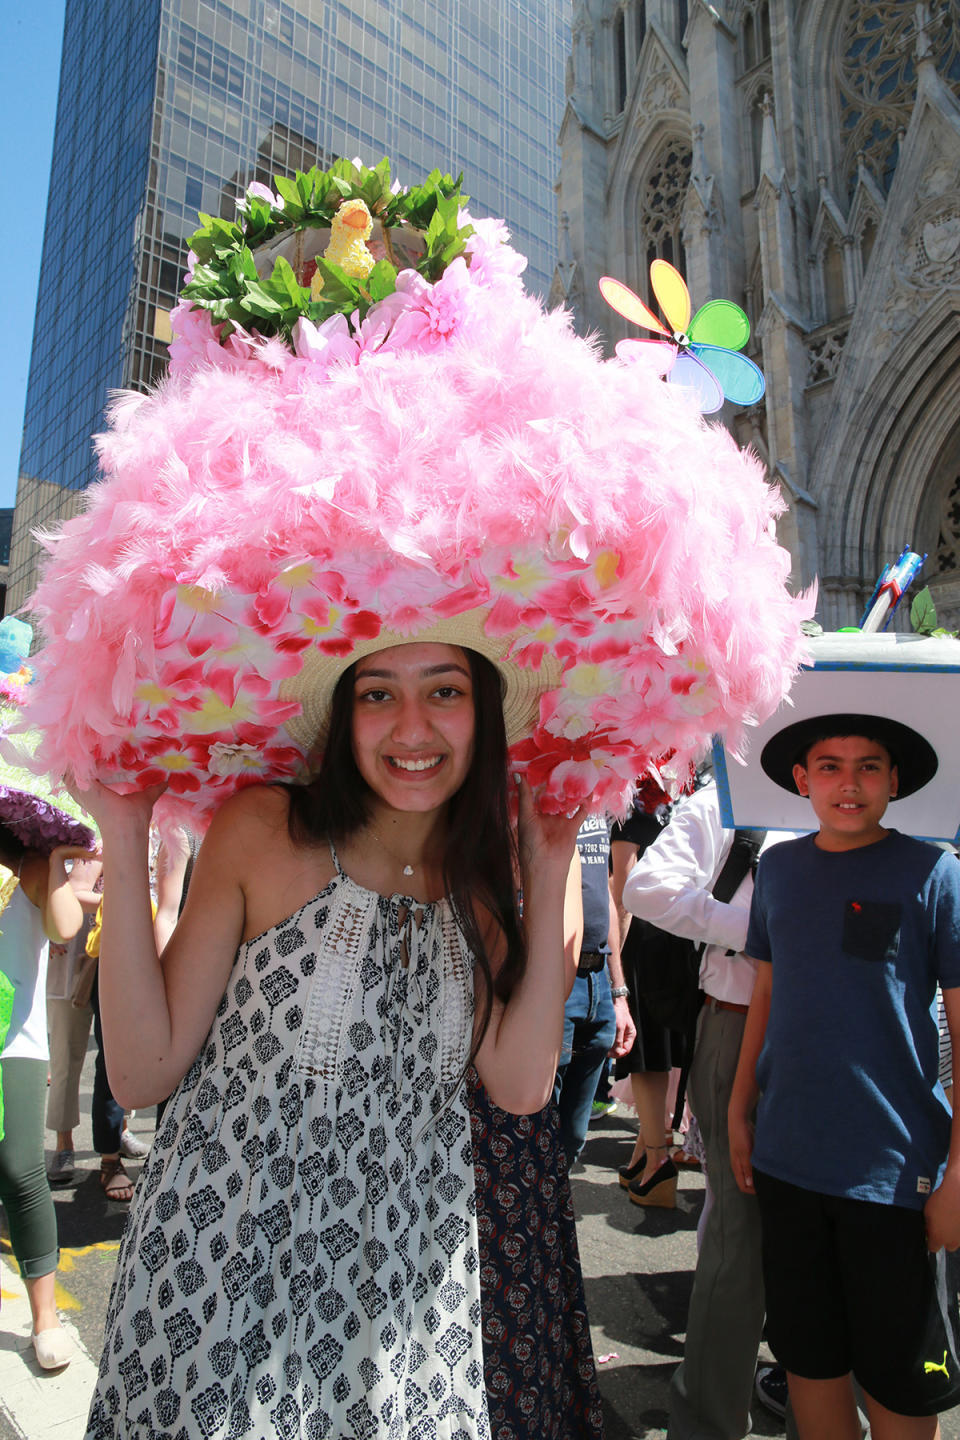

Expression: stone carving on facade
xmin=683 ymin=122 xmax=722 ymax=238
xmin=805 ymin=323 xmax=849 ymax=386
xmin=872 ymin=282 xmax=920 ymax=353
xmin=899 ymin=194 xmax=960 ymax=288
xmin=571 ymin=9 xmax=596 ymax=102
xmin=640 ymin=53 xmax=684 ymax=113
xmin=550 ymin=211 xmax=582 ymax=314
xmin=936 ymin=470 xmax=960 ymax=575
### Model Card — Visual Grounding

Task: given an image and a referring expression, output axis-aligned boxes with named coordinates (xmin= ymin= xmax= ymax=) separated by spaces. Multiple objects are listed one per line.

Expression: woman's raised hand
xmin=65 ymin=776 xmax=166 ymax=836
xmin=515 ymin=776 xmax=584 ymax=880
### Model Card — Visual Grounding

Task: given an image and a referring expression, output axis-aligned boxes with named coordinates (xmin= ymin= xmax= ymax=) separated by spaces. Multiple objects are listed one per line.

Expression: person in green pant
xmin=0 ymin=793 xmax=94 ymax=1371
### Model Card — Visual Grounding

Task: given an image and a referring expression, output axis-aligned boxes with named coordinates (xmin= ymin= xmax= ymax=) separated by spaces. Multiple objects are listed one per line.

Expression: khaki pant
xmin=668 ymin=1003 xmax=765 ymax=1440
xmin=45 ymin=995 xmax=93 ymax=1133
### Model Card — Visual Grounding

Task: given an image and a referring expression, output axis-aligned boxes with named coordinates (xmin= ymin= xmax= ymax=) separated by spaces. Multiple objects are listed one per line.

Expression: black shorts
xmin=754 ymin=1170 xmax=960 ymax=1417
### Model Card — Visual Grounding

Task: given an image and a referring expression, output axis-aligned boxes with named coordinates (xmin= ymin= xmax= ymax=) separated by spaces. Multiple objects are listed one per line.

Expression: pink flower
xmin=167 ymin=302 xmax=229 ymax=375
xmin=240 ymin=181 xmax=282 ymax=210
xmin=395 ymin=259 xmax=473 ymax=345
xmin=463 ymin=215 xmax=527 ymax=286
xmin=291 ymin=313 xmax=360 ymax=369
xmin=167 ymin=303 xmax=264 ymax=378
xmin=355 ymin=291 xmax=429 ymax=355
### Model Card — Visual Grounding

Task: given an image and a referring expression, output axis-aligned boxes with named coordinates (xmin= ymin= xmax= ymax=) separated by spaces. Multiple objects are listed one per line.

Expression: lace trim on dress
xmin=295 ymin=878 xmax=367 ymax=1081
xmin=296 ymin=845 xmax=474 ymax=1102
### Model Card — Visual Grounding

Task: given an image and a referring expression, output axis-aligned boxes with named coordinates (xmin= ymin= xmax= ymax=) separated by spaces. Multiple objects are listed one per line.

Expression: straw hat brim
xmin=279 ymin=611 xmax=563 ymax=755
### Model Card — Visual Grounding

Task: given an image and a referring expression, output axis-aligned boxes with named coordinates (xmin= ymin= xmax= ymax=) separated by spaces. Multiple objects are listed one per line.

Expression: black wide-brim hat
xmin=760 ymin=712 xmax=939 ymax=800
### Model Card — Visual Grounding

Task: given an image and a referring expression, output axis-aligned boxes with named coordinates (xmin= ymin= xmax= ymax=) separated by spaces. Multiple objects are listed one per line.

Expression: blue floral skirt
xmin=468 ymin=1071 xmax=605 ymax=1439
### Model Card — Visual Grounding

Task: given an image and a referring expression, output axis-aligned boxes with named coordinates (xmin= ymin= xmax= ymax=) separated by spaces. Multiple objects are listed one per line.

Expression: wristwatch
xmin=610 ymin=985 xmax=629 ymax=999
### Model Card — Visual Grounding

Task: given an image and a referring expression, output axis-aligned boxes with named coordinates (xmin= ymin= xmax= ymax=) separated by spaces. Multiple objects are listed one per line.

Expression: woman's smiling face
xmin=351 ymin=642 xmax=476 ymax=815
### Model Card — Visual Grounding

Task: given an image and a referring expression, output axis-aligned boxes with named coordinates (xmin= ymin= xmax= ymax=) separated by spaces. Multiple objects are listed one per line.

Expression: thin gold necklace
xmin=366 ymin=825 xmax=416 ymax=877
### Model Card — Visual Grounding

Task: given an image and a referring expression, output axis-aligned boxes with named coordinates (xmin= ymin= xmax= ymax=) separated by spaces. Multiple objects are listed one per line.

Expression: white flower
xmin=237 ymin=181 xmax=283 ymax=214
xmin=207 ymin=741 xmax=263 ymax=777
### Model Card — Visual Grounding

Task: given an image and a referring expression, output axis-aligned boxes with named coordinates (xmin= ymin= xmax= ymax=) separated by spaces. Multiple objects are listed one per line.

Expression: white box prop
xmin=712 ymin=632 xmax=960 ymax=843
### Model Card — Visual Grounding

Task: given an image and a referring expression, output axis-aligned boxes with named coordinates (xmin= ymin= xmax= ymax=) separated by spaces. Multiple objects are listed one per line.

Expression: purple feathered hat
xmin=0 ymin=787 xmax=95 ymax=856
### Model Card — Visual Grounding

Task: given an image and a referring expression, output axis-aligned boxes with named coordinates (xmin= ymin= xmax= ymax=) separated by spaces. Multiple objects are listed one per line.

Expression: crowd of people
xmin=1 ymin=698 xmax=959 ymax=1439
xmin=1 ymin=156 xmax=957 ymax=1440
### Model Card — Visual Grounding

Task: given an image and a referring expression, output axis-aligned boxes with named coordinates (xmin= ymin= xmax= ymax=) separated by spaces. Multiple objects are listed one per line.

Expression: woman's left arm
xmin=472 ymin=781 xmax=583 ymax=1114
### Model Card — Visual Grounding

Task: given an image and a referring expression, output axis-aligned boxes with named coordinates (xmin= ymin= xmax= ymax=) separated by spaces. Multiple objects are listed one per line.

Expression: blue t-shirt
xmin=746 ymin=829 xmax=960 ymax=1210
xmin=576 ymin=814 xmax=612 ymax=953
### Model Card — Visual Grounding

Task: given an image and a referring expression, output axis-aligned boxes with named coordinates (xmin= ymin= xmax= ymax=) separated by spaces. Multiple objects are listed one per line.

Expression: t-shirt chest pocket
xmin=841 ymin=899 xmax=902 ymax=963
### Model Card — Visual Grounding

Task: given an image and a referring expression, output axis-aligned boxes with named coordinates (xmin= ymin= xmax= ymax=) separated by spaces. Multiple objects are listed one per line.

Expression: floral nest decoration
xmin=180 ymin=156 xmax=471 ymax=347
xmin=19 ymin=157 xmax=813 ymax=833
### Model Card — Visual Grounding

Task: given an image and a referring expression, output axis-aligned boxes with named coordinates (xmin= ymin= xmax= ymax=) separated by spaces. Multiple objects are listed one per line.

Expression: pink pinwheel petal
xmin=614 ymin=338 xmax=677 ymax=377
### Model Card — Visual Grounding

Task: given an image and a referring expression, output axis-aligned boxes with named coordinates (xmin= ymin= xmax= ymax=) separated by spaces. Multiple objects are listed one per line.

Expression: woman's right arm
xmin=74 ymin=782 xmax=251 ymax=1108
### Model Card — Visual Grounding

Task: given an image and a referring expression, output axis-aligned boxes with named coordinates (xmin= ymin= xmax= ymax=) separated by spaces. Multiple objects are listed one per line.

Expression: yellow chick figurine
xmin=310 ymin=198 xmax=376 ymax=298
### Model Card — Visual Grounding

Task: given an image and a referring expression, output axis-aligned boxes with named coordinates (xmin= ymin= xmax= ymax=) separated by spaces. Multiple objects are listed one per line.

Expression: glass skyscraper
xmin=11 ymin=0 xmax=569 ymax=609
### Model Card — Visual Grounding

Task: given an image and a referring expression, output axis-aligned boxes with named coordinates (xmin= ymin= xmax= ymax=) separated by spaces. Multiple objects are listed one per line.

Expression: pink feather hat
xmin=20 ymin=159 xmax=812 ymax=830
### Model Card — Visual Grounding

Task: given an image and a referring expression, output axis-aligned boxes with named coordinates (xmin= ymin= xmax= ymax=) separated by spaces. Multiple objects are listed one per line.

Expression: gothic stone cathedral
xmin=553 ymin=1 xmax=960 ymax=627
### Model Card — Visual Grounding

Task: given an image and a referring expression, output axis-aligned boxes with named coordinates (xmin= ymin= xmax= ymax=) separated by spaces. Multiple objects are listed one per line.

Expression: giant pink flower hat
xmin=21 ymin=158 xmax=812 ymax=830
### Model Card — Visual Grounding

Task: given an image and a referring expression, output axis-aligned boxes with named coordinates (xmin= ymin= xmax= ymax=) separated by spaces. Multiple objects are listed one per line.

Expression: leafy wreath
xmin=182 ymin=156 xmax=473 ymax=345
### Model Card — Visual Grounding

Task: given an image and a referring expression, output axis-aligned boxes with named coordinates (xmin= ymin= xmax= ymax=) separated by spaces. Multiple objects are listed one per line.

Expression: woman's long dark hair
xmin=285 ymin=649 xmax=527 ymax=1051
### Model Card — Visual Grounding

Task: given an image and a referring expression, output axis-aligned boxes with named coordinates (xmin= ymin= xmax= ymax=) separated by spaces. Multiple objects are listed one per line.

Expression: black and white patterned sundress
xmin=87 ymin=852 xmax=488 ymax=1440
xmin=86 ymin=849 xmax=605 ymax=1440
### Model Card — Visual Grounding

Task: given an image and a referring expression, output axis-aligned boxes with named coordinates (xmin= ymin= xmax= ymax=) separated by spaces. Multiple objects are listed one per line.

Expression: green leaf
xmin=270 ymin=255 xmax=309 ymax=307
xmin=330 ymin=156 xmax=360 ymax=184
xmin=273 ymin=175 xmax=305 ymax=220
xmin=311 ymin=258 xmax=364 ymax=307
xmin=366 ymin=259 xmax=397 ymax=302
xmin=910 ymin=586 xmax=939 ymax=635
xmin=360 ymin=171 xmax=386 ymax=209
xmin=239 ymin=281 xmax=288 ymax=316
xmin=237 ymin=246 xmax=259 ymax=280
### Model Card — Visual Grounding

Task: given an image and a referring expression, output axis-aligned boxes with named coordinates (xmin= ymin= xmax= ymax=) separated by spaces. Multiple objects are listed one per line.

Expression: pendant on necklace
xmin=402 ymin=864 xmax=414 ymax=877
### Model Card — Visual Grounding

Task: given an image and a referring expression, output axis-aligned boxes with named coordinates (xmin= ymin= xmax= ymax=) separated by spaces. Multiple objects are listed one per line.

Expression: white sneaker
xmin=32 ymin=1325 xmax=74 ymax=1370
xmin=120 ymin=1129 xmax=150 ymax=1159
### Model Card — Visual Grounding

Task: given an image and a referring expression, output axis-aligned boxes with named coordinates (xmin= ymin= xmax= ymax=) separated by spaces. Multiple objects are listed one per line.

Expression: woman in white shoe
xmin=0 ymin=804 xmax=93 ymax=1370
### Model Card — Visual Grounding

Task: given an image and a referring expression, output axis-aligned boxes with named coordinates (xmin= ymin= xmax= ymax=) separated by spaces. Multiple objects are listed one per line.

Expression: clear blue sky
xmin=0 ymin=4 xmax=66 ymax=510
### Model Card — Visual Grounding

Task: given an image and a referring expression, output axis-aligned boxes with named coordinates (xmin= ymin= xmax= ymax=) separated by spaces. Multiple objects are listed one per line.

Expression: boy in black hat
xmin=728 ymin=714 xmax=960 ymax=1439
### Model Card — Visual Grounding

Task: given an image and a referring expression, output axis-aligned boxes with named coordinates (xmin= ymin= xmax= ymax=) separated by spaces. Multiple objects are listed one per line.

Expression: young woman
xmin=0 ymin=826 xmax=91 ymax=1369
xmin=79 ymin=640 xmax=604 ymax=1440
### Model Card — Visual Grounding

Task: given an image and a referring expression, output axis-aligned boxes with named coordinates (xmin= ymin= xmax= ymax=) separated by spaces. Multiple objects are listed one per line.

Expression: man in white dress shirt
xmin=622 ymin=780 xmax=796 ymax=1440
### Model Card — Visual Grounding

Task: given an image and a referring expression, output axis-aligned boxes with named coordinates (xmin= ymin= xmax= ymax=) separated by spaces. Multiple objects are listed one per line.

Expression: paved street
xmin=2 ymin=1045 xmax=960 ymax=1438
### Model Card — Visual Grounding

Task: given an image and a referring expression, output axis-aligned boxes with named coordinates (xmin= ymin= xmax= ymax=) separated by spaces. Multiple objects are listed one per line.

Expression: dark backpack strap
xmin=712 ymin=827 xmax=766 ymax=904
xmin=670 ymin=826 xmax=767 ymax=1132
